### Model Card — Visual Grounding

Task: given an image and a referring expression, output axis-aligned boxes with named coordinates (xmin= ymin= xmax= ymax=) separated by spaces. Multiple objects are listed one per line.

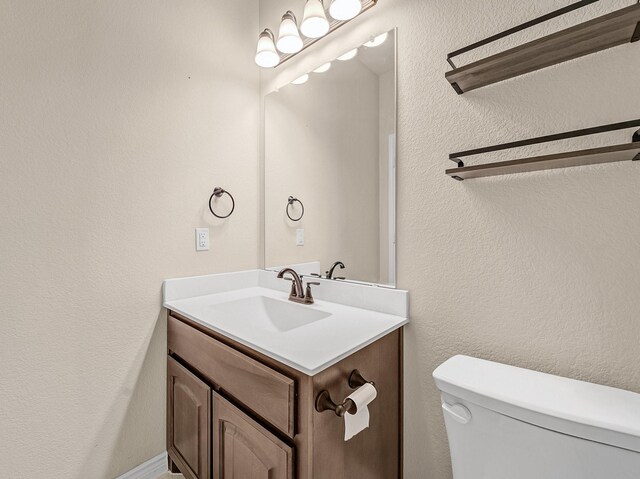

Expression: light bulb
xmin=329 ymin=0 xmax=362 ymax=21
xmin=313 ymin=62 xmax=332 ymax=73
xmin=276 ymin=11 xmax=303 ymax=54
xmin=292 ymin=74 xmax=310 ymax=85
xmin=364 ymin=32 xmax=388 ymax=48
xmin=301 ymin=0 xmax=330 ymax=39
xmin=255 ymin=29 xmax=280 ymax=68
xmin=337 ymin=48 xmax=358 ymax=61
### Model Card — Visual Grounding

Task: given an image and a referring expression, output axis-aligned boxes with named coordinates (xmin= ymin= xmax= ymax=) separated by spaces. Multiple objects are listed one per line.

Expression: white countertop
xmin=163 ymin=270 xmax=409 ymax=376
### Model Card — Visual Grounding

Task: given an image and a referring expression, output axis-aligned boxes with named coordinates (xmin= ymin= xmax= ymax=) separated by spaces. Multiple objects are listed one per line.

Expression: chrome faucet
xmin=277 ymin=268 xmax=319 ymax=305
xmin=326 ymin=261 xmax=345 ymax=280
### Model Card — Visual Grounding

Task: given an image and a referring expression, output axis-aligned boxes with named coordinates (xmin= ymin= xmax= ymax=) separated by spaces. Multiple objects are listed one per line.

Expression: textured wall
xmin=0 ymin=0 xmax=259 ymax=477
xmin=259 ymin=0 xmax=640 ymax=477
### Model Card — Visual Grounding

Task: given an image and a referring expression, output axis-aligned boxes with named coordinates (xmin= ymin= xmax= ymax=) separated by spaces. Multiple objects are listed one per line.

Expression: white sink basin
xmin=163 ymin=271 xmax=409 ymax=375
xmin=211 ymin=295 xmax=331 ymax=333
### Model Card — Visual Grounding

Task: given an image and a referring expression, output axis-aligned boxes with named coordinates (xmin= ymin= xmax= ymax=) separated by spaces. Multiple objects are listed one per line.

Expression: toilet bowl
xmin=433 ymin=355 xmax=640 ymax=479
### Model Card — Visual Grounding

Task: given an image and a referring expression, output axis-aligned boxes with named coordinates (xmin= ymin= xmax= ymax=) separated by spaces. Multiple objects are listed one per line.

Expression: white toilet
xmin=433 ymin=355 xmax=640 ymax=479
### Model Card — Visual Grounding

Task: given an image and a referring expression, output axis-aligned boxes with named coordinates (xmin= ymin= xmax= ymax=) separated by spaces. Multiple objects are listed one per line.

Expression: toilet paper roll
xmin=344 ymin=383 xmax=377 ymax=441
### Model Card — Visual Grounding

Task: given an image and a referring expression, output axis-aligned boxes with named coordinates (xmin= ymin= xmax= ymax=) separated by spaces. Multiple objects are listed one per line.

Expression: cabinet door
xmin=213 ymin=394 xmax=294 ymax=479
xmin=168 ymin=356 xmax=211 ymax=479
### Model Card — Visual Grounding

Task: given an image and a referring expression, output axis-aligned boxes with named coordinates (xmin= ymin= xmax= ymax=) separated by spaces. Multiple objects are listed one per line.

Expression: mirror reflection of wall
xmin=264 ymin=30 xmax=396 ymax=286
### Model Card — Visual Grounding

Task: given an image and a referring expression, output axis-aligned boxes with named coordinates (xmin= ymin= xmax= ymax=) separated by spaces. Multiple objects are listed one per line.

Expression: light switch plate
xmin=196 ymin=228 xmax=209 ymax=251
xmin=296 ymin=228 xmax=304 ymax=246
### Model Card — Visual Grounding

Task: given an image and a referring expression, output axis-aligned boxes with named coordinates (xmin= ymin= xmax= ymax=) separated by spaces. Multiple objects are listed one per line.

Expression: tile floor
xmin=156 ymin=473 xmax=183 ymax=478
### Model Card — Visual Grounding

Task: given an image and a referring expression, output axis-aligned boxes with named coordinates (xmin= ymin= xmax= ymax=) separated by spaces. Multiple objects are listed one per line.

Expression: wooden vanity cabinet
xmin=167 ymin=313 xmax=295 ymax=437
xmin=167 ymin=354 xmax=291 ymax=479
xmin=167 ymin=310 xmax=402 ymax=479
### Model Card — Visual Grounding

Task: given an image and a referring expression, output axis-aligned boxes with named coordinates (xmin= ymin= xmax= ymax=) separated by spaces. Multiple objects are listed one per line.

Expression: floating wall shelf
xmin=447 ymin=120 xmax=640 ymax=181
xmin=446 ymin=2 xmax=640 ymax=94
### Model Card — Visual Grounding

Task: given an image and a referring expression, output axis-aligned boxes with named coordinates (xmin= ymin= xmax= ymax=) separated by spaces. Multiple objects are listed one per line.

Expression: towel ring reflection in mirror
xmin=209 ymin=187 xmax=235 ymax=219
xmin=287 ymin=196 xmax=304 ymax=222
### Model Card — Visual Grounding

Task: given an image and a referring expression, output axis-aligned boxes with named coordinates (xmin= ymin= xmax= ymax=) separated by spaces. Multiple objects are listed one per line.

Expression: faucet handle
xmin=305 ymin=282 xmax=320 ymax=304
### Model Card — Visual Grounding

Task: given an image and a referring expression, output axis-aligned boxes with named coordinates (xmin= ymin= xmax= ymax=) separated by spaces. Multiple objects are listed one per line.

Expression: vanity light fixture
xmin=292 ymin=74 xmax=310 ymax=85
xmin=313 ymin=62 xmax=332 ymax=73
xmin=337 ymin=48 xmax=358 ymax=61
xmin=255 ymin=29 xmax=280 ymax=68
xmin=329 ymin=0 xmax=362 ymax=20
xmin=364 ymin=31 xmax=388 ymax=47
xmin=301 ymin=0 xmax=330 ymax=38
xmin=276 ymin=11 xmax=303 ymax=54
xmin=255 ymin=0 xmax=378 ymax=68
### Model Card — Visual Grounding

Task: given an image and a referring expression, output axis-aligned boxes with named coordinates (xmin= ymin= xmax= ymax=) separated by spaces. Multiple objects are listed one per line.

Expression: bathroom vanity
xmin=165 ymin=28 xmax=405 ymax=479
xmin=164 ymin=270 xmax=408 ymax=479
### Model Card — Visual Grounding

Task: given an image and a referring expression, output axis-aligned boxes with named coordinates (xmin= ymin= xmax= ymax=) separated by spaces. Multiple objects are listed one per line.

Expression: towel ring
xmin=286 ymin=196 xmax=304 ymax=222
xmin=209 ymin=187 xmax=235 ymax=219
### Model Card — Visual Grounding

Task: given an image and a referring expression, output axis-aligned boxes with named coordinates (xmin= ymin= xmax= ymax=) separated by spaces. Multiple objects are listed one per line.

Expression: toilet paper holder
xmin=315 ymin=370 xmax=375 ymax=417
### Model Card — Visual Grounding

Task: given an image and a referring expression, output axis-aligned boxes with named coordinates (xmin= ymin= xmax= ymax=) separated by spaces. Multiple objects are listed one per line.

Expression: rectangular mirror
xmin=264 ymin=29 xmax=396 ymax=287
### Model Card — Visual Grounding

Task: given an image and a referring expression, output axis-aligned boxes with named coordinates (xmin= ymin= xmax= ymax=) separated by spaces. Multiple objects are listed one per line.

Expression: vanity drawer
xmin=168 ymin=315 xmax=296 ymax=437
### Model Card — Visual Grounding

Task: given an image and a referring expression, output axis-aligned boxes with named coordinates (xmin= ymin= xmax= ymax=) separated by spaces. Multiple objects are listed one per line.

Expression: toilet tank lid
xmin=433 ymin=355 xmax=640 ymax=453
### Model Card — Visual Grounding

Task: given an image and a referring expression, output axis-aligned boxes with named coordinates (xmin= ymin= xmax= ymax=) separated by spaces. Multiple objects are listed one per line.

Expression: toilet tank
xmin=433 ymin=355 xmax=640 ymax=479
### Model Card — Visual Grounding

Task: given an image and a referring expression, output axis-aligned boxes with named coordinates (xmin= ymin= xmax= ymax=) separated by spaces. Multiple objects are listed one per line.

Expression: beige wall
xmin=264 ymin=58 xmax=381 ymax=282
xmin=259 ymin=0 xmax=640 ymax=477
xmin=0 ymin=0 xmax=259 ymax=477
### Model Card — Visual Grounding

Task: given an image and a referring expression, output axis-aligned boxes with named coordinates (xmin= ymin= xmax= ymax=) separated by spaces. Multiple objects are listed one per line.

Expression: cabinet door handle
xmin=441 ymin=402 xmax=472 ymax=424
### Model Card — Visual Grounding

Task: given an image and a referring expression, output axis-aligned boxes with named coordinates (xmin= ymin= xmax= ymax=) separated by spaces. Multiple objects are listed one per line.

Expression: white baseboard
xmin=117 ymin=452 xmax=168 ymax=479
